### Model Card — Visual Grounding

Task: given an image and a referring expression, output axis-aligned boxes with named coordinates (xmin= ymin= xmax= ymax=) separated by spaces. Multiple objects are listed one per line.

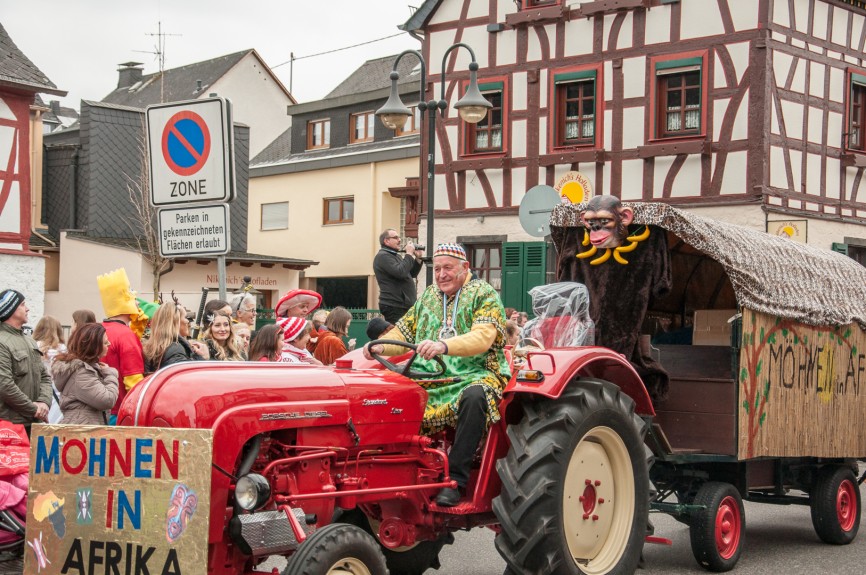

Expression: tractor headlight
xmin=235 ymin=473 xmax=271 ymax=511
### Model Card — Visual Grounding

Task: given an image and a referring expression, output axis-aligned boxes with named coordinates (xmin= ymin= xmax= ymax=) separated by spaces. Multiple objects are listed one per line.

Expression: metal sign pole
xmin=218 ymin=255 xmax=227 ymax=301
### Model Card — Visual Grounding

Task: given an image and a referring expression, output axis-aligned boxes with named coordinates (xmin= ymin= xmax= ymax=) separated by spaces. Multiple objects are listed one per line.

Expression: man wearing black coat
xmin=373 ymin=229 xmax=424 ymax=323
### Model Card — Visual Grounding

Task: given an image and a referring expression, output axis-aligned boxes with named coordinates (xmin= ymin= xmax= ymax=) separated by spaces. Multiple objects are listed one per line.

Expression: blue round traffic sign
xmin=161 ymin=111 xmax=212 ymax=176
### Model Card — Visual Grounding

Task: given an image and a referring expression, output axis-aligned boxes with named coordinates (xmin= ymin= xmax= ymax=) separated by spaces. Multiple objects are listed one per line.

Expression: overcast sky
xmin=2 ymin=0 xmax=420 ymax=108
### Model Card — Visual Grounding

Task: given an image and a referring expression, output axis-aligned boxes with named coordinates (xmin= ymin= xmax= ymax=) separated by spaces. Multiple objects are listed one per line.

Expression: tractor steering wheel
xmin=367 ymin=339 xmax=447 ymax=379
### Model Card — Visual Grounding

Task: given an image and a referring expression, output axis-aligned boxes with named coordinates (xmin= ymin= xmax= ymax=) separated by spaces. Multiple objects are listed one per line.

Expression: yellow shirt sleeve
xmin=123 ymin=373 xmax=144 ymax=391
xmin=442 ymin=322 xmax=497 ymax=356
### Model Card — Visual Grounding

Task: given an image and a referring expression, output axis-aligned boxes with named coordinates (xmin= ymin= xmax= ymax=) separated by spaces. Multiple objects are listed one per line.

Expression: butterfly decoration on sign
xmin=166 ymin=483 xmax=198 ymax=542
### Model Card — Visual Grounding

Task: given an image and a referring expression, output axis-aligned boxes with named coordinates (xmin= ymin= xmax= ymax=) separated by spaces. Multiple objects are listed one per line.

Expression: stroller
xmin=520 ymin=282 xmax=595 ymax=349
xmin=0 ymin=422 xmax=29 ymax=553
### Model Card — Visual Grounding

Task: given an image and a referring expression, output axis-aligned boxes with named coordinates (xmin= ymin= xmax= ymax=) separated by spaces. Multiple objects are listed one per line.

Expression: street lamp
xmin=376 ymin=43 xmax=492 ymax=285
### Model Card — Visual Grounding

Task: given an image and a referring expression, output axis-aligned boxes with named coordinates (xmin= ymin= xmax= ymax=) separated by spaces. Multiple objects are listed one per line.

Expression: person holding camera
xmin=373 ymin=228 xmax=425 ymax=324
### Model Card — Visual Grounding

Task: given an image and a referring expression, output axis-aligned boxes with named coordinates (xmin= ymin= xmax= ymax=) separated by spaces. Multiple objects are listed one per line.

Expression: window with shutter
xmin=261 ymin=202 xmax=288 ymax=230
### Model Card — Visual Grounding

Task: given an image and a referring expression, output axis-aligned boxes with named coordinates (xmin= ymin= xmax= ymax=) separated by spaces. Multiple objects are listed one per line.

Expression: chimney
xmin=49 ymin=100 xmax=62 ymax=114
xmin=117 ymin=62 xmax=144 ymax=89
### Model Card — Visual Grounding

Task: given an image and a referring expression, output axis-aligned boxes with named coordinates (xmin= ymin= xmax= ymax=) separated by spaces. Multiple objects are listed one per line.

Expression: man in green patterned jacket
xmin=364 ymin=243 xmax=511 ymax=507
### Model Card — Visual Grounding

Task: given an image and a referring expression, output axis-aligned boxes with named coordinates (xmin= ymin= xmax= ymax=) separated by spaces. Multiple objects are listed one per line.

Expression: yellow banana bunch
xmin=576 ymin=226 xmax=651 ymax=265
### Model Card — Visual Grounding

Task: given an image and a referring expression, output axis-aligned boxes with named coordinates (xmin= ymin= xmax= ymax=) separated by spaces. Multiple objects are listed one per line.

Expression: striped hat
xmin=278 ymin=317 xmax=308 ymax=342
xmin=0 ymin=290 xmax=24 ymax=322
xmin=433 ymin=243 xmax=467 ymax=261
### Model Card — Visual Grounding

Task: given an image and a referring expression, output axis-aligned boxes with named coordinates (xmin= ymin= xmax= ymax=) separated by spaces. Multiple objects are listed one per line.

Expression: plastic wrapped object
xmin=522 ymin=282 xmax=595 ymax=348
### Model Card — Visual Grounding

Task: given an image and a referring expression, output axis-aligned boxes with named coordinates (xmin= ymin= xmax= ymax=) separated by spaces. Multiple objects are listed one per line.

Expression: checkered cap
xmin=433 ymin=243 xmax=467 ymax=261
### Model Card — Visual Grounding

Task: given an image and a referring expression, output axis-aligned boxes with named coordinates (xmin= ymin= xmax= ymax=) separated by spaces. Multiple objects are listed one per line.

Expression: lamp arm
xmin=391 ymin=49 xmax=427 ymax=110
xmin=439 ymin=43 xmax=479 ymax=102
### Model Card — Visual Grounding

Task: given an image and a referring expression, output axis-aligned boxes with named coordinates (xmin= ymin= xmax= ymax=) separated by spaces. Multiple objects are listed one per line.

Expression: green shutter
xmin=655 ymin=57 xmax=702 ymax=71
xmin=478 ymin=81 xmax=504 ymax=93
xmin=522 ymin=243 xmax=547 ymax=315
xmin=852 ymin=74 xmax=866 ymax=87
xmin=554 ymin=70 xmax=596 ymax=84
xmin=501 ymin=243 xmax=524 ymax=312
xmin=500 ymin=242 xmax=548 ymax=316
xmin=831 ymin=242 xmax=849 ymax=255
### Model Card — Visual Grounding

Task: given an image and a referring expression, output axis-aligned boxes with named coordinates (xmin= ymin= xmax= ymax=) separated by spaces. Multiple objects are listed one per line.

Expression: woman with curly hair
xmin=202 ymin=310 xmax=244 ymax=361
xmin=143 ymin=303 xmax=208 ymax=373
xmin=52 ymin=323 xmax=118 ymax=425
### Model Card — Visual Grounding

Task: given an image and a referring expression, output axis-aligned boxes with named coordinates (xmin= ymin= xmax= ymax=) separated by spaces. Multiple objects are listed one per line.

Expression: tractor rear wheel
xmin=283 ymin=523 xmax=387 ymax=575
xmin=810 ymin=465 xmax=861 ymax=545
xmin=688 ymin=482 xmax=744 ymax=572
xmin=492 ymin=378 xmax=649 ymax=575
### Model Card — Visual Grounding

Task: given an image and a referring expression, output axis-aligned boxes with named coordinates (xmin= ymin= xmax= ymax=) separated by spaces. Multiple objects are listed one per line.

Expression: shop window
xmin=350 ymin=111 xmax=375 ymax=144
xmin=465 ymin=81 xmax=506 ymax=155
xmin=324 ymin=196 xmax=354 ymax=225
xmin=307 ymin=119 xmax=330 ymax=150
xmin=261 ymin=202 xmax=288 ymax=230
xmin=651 ymin=54 xmax=706 ymax=140
xmin=552 ymin=69 xmax=598 ymax=148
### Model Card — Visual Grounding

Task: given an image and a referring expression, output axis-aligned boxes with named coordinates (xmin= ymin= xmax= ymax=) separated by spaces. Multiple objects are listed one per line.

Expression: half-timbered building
xmin=399 ymin=0 xmax=866 ymax=298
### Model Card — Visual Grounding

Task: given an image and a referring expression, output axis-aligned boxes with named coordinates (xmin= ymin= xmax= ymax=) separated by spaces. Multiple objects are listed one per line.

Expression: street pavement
xmin=438 ymin=477 xmax=866 ymax=575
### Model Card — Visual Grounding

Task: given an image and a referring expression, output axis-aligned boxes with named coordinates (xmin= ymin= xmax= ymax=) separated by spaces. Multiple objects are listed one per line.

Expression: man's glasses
xmin=241 ymin=307 xmax=257 ymax=314
xmin=388 ymin=236 xmax=400 ymax=240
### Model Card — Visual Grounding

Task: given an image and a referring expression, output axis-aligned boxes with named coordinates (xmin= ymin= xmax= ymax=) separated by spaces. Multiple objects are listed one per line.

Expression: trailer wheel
xmin=689 ymin=482 xmax=744 ymax=572
xmin=810 ymin=465 xmax=861 ymax=545
xmin=283 ymin=523 xmax=387 ymax=575
xmin=492 ymin=378 xmax=649 ymax=575
xmin=335 ymin=509 xmax=453 ymax=575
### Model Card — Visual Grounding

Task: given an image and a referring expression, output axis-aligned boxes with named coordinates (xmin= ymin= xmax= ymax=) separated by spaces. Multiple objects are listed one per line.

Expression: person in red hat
xmin=274 ymin=289 xmax=322 ymax=319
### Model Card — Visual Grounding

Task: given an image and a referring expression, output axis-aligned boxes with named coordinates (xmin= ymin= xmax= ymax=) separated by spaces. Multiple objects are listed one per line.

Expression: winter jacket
xmin=313 ymin=330 xmax=348 ymax=365
xmin=0 ymin=323 xmax=53 ymax=425
xmin=52 ymin=359 xmax=119 ymax=425
xmin=373 ymin=247 xmax=423 ymax=308
xmin=145 ymin=338 xmax=203 ymax=374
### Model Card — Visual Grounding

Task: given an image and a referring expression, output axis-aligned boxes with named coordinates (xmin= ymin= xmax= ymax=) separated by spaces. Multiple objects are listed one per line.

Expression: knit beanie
xmin=0 ymin=290 xmax=24 ymax=322
xmin=278 ymin=317 xmax=308 ymax=342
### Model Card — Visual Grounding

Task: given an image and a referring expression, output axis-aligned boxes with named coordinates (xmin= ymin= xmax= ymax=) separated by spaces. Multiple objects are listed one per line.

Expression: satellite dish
xmin=518 ymin=185 xmax=560 ymax=237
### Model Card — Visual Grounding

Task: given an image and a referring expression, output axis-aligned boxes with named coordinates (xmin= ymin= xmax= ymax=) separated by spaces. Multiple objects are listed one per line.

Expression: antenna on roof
xmin=135 ymin=21 xmax=182 ymax=103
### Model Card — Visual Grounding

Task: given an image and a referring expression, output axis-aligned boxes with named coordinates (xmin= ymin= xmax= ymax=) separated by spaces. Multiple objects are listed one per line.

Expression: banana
xmin=613 ymin=250 xmax=629 ymax=265
xmin=628 ymin=226 xmax=650 ymax=242
xmin=616 ymin=241 xmax=639 ymax=253
xmin=576 ymin=245 xmax=598 ymax=259
xmin=582 ymin=231 xmax=591 ymax=246
xmin=590 ymin=248 xmax=612 ymax=265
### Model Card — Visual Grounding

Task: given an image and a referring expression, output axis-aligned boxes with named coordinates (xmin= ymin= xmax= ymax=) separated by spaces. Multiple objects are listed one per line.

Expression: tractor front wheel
xmin=810 ymin=465 xmax=861 ymax=545
xmin=688 ymin=482 xmax=744 ymax=572
xmin=492 ymin=378 xmax=649 ymax=575
xmin=283 ymin=523 xmax=387 ymax=575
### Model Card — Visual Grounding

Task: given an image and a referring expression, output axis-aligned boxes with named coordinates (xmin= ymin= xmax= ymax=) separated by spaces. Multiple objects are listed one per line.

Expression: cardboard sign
xmin=25 ymin=425 xmax=213 ymax=575
xmin=737 ymin=309 xmax=866 ymax=459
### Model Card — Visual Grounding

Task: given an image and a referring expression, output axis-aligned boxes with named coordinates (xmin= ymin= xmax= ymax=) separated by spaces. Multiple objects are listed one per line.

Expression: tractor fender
xmin=503 ymin=347 xmax=654 ymax=416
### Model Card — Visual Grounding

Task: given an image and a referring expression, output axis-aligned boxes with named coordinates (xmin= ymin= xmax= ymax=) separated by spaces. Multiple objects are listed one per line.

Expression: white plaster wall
xmin=827 ymin=110 xmax=843 ymax=147
xmin=727 ymin=42 xmax=751 ymax=85
xmin=826 ymin=157 xmax=841 ymax=200
xmin=538 ymin=117 xmax=548 ymax=156
xmin=604 ymin=109 xmax=614 ymax=152
xmin=496 ymin=31 xmax=518 ymax=67
xmin=564 ymin=19 xmax=594 ymax=56
xmin=644 ymin=6 xmax=670 ymax=45
xmin=512 ymin=72 xmax=527 ymax=111
xmin=460 ymin=26 xmax=491 ymax=68
xmin=773 ymin=0 xmax=791 ymax=27
xmin=852 ymin=13 xmax=866 ymax=51
xmin=812 ymin=1 xmax=829 ymax=40
xmin=718 ymin=151 xmax=747 ymax=195
xmin=808 ymin=61 xmax=826 ymax=99
xmin=622 ymin=57 xmax=645 ymax=99
xmin=806 ymin=153 xmax=822 ymax=193
xmin=730 ymin=0 xmax=761 ymax=31
xmin=832 ymin=5 xmax=848 ymax=47
xmin=604 ymin=61 xmax=614 ymax=102
xmin=779 ymin=99 xmax=804 ymax=140
xmin=1 ymin=254 xmax=45 ymax=326
xmin=539 ymin=70 xmax=548 ymax=108
xmin=601 ymin=162 xmax=611 ymax=196
xmin=829 ymin=67 xmax=844 ymax=103
xmin=680 ymin=1 xmax=726 ymax=39
xmin=428 ymin=0 xmax=462 ymax=25
xmin=603 ymin=13 xmax=633 ymax=51
xmin=773 ymin=51 xmax=794 ymax=89
xmin=207 ymin=53 xmax=292 ymax=157
xmin=512 ymin=118 xmax=528 ymax=158
xmin=621 ymin=160 xmax=643 ymax=201
xmin=806 ymin=106 xmax=824 ymax=145
xmin=622 ymin=107 xmax=644 ymax=150
xmin=510 ymin=168 xmax=527 ymax=205
xmin=0 ymin=181 xmax=19 ymax=234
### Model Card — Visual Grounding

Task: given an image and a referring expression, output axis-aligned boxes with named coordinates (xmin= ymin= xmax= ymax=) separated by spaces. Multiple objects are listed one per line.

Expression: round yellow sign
xmin=555 ymin=171 xmax=593 ymax=204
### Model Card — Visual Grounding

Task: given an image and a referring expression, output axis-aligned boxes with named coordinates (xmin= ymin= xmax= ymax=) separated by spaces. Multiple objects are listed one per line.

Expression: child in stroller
xmin=0 ymin=422 xmax=28 ymax=554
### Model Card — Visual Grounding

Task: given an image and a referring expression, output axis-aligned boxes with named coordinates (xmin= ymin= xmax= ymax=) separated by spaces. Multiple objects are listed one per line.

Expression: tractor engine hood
xmin=117 ymin=361 xmax=427 ymax=444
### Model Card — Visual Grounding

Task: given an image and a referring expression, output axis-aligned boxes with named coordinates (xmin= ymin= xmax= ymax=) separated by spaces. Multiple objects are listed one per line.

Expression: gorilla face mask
xmin=580 ymin=195 xmax=634 ymax=249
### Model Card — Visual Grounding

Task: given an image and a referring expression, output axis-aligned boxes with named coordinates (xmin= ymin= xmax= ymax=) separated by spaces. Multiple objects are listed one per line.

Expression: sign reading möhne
xmin=159 ymin=204 xmax=231 ymax=257
xmin=147 ymin=97 xmax=235 ymax=207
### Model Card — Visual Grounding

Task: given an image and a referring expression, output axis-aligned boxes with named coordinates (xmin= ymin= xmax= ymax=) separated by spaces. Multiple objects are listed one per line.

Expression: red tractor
xmin=118 ymin=342 xmax=653 ymax=575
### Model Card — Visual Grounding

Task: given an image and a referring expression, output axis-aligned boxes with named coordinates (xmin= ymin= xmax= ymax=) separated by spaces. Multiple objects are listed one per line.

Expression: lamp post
xmin=376 ymin=44 xmax=492 ymax=285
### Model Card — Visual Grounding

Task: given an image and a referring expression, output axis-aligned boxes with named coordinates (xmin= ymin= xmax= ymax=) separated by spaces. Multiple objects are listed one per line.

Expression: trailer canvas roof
xmin=550 ymin=202 xmax=866 ymax=329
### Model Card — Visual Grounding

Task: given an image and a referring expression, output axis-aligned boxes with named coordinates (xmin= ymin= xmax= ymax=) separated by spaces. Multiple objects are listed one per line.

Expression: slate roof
xmin=400 ymin=1 xmax=440 ymax=33
xmin=65 ymin=233 xmax=318 ymax=268
xmin=252 ymin=135 xmax=419 ymax=168
xmin=250 ymin=126 xmax=291 ymax=165
xmin=36 ymin=94 xmax=79 ymax=129
xmin=102 ymin=49 xmax=257 ymax=108
xmin=325 ymin=54 xmax=422 ymax=99
xmin=0 ymin=22 xmax=65 ymax=95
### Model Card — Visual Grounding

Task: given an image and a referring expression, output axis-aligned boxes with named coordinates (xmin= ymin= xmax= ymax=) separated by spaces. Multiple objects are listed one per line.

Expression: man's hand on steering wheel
xmin=416 ymin=339 xmax=447 ymax=360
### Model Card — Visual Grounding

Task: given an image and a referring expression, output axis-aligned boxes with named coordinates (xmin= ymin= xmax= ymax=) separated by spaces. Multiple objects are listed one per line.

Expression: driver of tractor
xmin=363 ymin=243 xmax=511 ymax=507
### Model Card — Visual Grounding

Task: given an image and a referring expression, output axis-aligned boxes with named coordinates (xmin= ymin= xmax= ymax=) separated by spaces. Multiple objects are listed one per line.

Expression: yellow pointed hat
xmin=97 ymin=268 xmax=140 ymax=318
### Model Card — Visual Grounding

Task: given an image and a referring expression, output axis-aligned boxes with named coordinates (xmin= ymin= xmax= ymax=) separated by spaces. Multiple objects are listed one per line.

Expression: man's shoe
xmin=435 ymin=487 xmax=461 ymax=507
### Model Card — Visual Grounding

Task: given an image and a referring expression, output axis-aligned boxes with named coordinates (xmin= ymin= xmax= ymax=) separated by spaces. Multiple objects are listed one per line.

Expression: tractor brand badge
xmin=260 ymin=411 xmax=332 ymax=421
xmin=362 ymin=399 xmax=388 ymax=406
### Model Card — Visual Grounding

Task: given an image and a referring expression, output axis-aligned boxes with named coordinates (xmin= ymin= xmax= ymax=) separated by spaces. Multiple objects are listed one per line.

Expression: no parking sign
xmin=147 ymin=97 xmax=235 ymax=206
